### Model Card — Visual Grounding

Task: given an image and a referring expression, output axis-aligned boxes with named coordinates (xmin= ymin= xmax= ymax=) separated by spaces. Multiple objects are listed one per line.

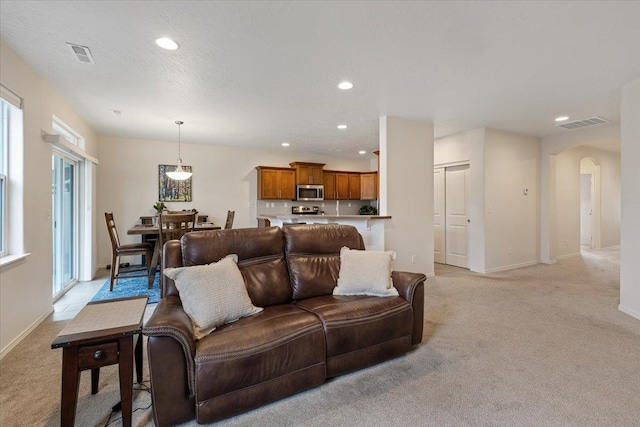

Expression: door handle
xmin=467 ymin=219 xmax=471 ymax=223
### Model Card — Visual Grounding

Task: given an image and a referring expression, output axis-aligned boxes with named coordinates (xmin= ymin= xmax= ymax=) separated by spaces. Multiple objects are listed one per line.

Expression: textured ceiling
xmin=1 ymin=1 xmax=638 ymax=157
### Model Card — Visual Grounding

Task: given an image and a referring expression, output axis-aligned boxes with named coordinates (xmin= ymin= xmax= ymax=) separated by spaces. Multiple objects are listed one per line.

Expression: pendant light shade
xmin=166 ymin=120 xmax=192 ymax=181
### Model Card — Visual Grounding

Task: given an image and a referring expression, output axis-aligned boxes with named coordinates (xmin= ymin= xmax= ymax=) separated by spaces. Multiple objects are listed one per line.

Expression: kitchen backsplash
xmin=256 ymin=200 xmax=376 ymax=216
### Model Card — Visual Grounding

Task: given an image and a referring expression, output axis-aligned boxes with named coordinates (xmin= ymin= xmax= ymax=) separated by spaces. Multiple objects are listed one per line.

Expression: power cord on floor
xmin=103 ymin=381 xmax=152 ymax=427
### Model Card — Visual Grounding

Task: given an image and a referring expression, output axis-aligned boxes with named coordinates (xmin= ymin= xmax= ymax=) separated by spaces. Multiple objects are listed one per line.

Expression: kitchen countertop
xmin=258 ymin=214 xmax=391 ymax=220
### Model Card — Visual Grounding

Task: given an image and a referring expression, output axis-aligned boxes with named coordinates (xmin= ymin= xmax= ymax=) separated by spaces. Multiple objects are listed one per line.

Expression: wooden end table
xmin=51 ymin=296 xmax=148 ymax=427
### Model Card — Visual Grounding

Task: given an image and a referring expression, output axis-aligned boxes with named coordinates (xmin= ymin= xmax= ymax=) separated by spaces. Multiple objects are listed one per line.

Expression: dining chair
xmin=157 ymin=211 xmax=197 ymax=250
xmin=225 ymin=210 xmax=235 ymax=229
xmin=105 ymin=212 xmax=154 ymax=291
xmin=157 ymin=211 xmax=197 ymax=291
xmin=257 ymin=218 xmax=271 ymax=227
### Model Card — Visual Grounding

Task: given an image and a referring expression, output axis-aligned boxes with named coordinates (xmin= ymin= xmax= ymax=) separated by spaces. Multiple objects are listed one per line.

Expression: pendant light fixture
xmin=166 ymin=120 xmax=192 ymax=181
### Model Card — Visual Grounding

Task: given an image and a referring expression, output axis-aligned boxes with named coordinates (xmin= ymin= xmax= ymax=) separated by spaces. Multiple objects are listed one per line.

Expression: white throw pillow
xmin=333 ymin=247 xmax=399 ymax=297
xmin=164 ymin=254 xmax=263 ymax=339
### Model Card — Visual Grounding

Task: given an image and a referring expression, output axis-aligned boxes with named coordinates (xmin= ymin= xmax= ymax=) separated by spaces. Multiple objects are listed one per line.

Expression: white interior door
xmin=433 ymin=168 xmax=445 ymax=263
xmin=445 ymin=165 xmax=469 ymax=268
xmin=580 ymin=174 xmax=592 ymax=247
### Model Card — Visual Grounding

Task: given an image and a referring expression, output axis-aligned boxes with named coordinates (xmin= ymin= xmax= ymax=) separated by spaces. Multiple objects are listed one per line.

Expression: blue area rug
xmin=91 ymin=271 xmax=160 ymax=304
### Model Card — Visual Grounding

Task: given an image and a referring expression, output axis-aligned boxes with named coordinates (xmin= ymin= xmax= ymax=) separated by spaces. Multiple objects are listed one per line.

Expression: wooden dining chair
xmin=105 ymin=212 xmax=154 ymax=291
xmin=225 ymin=210 xmax=235 ymax=229
xmin=157 ymin=212 xmax=197 ymax=292
xmin=157 ymin=212 xmax=197 ymax=251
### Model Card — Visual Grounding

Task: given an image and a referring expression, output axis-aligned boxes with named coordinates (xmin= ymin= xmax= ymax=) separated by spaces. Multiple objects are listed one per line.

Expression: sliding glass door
xmin=52 ymin=152 xmax=78 ymax=297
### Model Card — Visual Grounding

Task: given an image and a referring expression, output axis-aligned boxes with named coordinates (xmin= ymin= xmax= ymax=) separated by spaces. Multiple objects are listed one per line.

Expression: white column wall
xmin=379 ymin=116 xmax=434 ymax=275
xmin=619 ymin=77 xmax=640 ymax=320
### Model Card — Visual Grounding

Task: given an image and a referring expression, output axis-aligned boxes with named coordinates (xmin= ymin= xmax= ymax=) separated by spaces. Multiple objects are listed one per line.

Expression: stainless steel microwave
xmin=296 ymin=185 xmax=324 ymax=201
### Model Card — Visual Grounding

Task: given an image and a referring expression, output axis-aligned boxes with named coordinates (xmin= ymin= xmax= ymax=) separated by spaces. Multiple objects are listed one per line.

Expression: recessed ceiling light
xmin=155 ymin=37 xmax=179 ymax=50
xmin=337 ymin=124 xmax=347 ymax=130
xmin=338 ymin=81 xmax=353 ymax=90
xmin=555 ymin=116 xmax=569 ymax=122
xmin=281 ymin=142 xmax=290 ymax=147
xmin=359 ymin=150 xmax=366 ymax=154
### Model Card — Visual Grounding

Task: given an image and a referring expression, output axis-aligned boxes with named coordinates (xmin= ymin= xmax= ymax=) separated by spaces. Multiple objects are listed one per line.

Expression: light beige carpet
xmin=1 ymin=248 xmax=638 ymax=426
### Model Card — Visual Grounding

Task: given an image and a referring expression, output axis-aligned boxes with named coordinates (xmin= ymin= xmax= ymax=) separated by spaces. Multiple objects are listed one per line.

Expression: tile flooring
xmin=52 ymin=268 xmax=158 ymax=322
xmin=52 ymin=269 xmax=110 ymax=321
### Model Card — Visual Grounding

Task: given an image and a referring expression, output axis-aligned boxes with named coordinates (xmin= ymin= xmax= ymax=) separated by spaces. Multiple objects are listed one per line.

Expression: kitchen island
xmin=258 ymin=214 xmax=391 ymax=251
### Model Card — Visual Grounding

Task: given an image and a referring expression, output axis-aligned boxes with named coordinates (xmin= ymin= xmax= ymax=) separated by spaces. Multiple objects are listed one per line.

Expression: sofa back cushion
xmin=284 ymin=224 xmax=364 ymax=300
xmin=164 ymin=227 xmax=292 ymax=307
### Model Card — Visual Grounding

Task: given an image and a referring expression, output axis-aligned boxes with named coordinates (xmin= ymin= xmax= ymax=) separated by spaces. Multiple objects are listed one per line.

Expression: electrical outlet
xmin=508 ymin=246 xmax=512 ymax=255
xmin=411 ymin=255 xmax=416 ymax=264
xmin=523 ymin=188 xmax=529 ymax=196
xmin=284 ymin=202 xmax=288 ymax=208
xmin=348 ymin=203 xmax=351 ymax=207
xmin=271 ymin=202 xmax=275 ymax=208
xmin=565 ymin=240 xmax=569 ymax=247
xmin=265 ymin=202 xmax=269 ymax=208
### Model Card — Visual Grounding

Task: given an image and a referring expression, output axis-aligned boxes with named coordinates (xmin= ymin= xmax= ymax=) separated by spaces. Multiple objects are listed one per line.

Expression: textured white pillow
xmin=333 ymin=247 xmax=399 ymax=297
xmin=164 ymin=255 xmax=263 ymax=339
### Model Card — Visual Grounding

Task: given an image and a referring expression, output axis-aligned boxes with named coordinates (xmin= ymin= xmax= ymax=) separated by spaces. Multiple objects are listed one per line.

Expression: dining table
xmin=127 ymin=222 xmax=221 ymax=276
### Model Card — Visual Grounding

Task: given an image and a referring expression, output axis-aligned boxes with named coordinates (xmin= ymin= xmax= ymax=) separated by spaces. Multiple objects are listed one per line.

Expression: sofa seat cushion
xmin=193 ymin=304 xmax=326 ymax=423
xmin=295 ymin=295 xmax=413 ymax=377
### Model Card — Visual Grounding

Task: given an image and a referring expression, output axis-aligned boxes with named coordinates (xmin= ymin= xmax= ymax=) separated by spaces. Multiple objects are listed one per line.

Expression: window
xmin=0 ymin=85 xmax=24 ymax=261
xmin=52 ymin=115 xmax=84 ymax=149
xmin=0 ymin=100 xmax=7 ymax=255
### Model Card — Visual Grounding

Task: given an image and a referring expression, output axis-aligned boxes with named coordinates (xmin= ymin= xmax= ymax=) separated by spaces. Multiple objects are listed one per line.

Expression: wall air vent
xmin=555 ymin=116 xmax=609 ymax=130
xmin=66 ymin=43 xmax=95 ymax=64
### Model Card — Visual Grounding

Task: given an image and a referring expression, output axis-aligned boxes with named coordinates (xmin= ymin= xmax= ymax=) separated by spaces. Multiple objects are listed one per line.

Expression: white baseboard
xmin=556 ymin=252 xmax=581 ymax=260
xmin=0 ymin=308 xmax=53 ymax=360
xmin=600 ymin=245 xmax=621 ymax=251
xmin=618 ymin=304 xmax=640 ymax=321
xmin=484 ymin=260 xmax=539 ymax=274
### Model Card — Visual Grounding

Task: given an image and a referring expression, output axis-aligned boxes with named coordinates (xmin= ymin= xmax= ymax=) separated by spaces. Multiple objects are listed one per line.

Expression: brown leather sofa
xmin=143 ymin=224 xmax=426 ymax=426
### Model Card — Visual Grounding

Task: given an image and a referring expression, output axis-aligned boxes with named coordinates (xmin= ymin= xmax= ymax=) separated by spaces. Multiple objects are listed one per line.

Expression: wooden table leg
xmin=61 ymin=346 xmax=80 ymax=427
xmin=91 ymin=368 xmax=100 ymax=394
xmin=118 ymin=336 xmax=134 ymax=427
xmin=135 ymin=332 xmax=143 ymax=384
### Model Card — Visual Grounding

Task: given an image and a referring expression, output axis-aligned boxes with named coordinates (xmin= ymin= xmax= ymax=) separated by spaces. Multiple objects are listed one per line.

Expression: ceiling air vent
xmin=66 ymin=43 xmax=95 ymax=64
xmin=556 ymin=116 xmax=609 ymax=130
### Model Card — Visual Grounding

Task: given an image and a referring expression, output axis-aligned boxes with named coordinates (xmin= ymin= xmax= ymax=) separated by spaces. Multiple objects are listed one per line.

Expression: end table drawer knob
xmin=94 ymin=350 xmax=104 ymax=360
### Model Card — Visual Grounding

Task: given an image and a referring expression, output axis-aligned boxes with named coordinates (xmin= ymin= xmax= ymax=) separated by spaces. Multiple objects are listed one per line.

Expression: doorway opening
xmin=580 ymin=157 xmax=601 ymax=250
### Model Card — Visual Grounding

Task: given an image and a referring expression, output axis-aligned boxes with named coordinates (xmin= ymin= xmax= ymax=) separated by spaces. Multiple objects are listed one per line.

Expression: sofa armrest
xmin=392 ymin=271 xmax=426 ymax=346
xmin=143 ymin=295 xmax=197 ymax=395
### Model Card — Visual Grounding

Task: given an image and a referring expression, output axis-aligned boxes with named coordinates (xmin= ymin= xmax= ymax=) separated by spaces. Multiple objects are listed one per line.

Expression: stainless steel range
xmin=291 ymin=205 xmax=319 ymax=215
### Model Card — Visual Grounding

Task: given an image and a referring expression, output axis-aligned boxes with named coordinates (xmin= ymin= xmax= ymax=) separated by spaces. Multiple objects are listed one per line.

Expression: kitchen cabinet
xmin=289 ymin=162 xmax=325 ymax=185
xmin=335 ymin=172 xmax=361 ymax=200
xmin=256 ymin=167 xmax=296 ymax=199
xmin=323 ymin=171 xmax=337 ymax=200
xmin=360 ymin=172 xmax=377 ymax=200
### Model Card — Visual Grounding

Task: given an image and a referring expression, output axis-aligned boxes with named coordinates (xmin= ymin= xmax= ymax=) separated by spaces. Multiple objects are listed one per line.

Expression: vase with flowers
xmin=153 ymin=202 xmax=166 ymax=225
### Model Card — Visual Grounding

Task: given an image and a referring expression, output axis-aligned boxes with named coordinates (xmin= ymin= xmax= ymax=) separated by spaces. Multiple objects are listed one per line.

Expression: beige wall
xmin=483 ymin=128 xmax=540 ymax=272
xmin=0 ymin=41 xmax=98 ymax=356
xmin=620 ymin=76 xmax=640 ymax=320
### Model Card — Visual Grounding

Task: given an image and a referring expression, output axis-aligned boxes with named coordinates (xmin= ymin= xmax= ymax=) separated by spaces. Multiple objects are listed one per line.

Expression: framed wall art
xmin=158 ymin=164 xmax=192 ymax=202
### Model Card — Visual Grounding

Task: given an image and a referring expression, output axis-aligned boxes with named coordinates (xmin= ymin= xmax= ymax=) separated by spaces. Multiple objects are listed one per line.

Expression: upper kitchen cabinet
xmin=323 ymin=171 xmax=337 ymax=200
xmin=335 ymin=172 xmax=361 ymax=200
xmin=256 ymin=166 xmax=296 ymax=200
xmin=360 ymin=172 xmax=378 ymax=200
xmin=289 ymin=162 xmax=325 ymax=185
